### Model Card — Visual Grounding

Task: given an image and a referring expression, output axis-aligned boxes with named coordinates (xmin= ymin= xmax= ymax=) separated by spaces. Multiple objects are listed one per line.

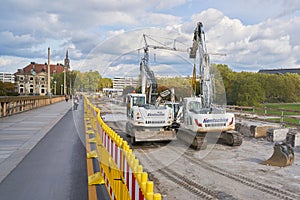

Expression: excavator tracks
xmin=177 ymin=129 xmax=243 ymax=150
xmin=192 ymin=134 xmax=208 ymax=150
xmin=176 ymin=129 xmax=208 ymax=150
xmin=220 ymin=131 xmax=243 ymax=146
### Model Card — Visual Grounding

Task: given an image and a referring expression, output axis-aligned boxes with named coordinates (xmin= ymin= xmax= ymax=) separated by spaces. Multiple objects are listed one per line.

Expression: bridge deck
xmin=0 ymin=100 xmax=108 ymax=200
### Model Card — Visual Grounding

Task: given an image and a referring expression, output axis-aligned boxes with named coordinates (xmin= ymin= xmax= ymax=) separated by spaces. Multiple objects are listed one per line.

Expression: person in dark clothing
xmin=73 ymin=95 xmax=79 ymax=110
xmin=65 ymin=94 xmax=69 ymax=102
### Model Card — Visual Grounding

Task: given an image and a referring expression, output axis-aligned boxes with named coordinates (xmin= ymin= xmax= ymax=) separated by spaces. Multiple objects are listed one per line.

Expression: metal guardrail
xmin=0 ymin=96 xmax=65 ymax=117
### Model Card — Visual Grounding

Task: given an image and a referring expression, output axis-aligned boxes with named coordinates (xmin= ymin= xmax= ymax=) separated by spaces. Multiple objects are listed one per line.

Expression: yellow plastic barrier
xmin=84 ymin=96 xmax=161 ymax=200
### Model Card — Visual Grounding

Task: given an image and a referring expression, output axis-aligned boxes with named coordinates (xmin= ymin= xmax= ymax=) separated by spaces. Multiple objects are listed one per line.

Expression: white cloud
xmin=143 ymin=13 xmax=182 ymax=26
xmin=179 ymin=8 xmax=300 ymax=71
xmin=155 ymin=0 xmax=187 ymax=10
xmin=1 ymin=0 xmax=300 ymax=76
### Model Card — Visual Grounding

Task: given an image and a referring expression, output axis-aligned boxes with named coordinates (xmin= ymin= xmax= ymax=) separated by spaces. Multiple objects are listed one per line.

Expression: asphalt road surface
xmin=0 ymin=109 xmax=88 ymax=200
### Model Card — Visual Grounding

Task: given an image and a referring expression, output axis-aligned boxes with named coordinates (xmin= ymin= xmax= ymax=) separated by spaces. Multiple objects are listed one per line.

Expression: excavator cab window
xmin=132 ymin=96 xmax=145 ymax=107
xmin=188 ymin=101 xmax=202 ymax=113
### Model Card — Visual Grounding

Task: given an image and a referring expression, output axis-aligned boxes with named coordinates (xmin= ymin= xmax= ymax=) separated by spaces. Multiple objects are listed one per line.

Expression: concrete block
xmin=235 ymin=122 xmax=252 ymax=137
xmin=286 ymin=129 xmax=300 ymax=147
xmin=266 ymin=128 xmax=289 ymax=142
xmin=252 ymin=125 xmax=275 ymax=138
xmin=235 ymin=119 xmax=280 ymax=138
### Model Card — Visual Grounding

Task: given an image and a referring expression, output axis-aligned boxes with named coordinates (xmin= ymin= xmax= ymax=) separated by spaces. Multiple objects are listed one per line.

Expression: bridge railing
xmin=0 ymin=96 xmax=65 ymax=118
xmin=84 ymin=97 xmax=161 ymax=200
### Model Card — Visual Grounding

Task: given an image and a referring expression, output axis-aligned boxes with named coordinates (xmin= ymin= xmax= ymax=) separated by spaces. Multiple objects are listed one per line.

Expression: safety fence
xmin=84 ymin=97 xmax=161 ymax=200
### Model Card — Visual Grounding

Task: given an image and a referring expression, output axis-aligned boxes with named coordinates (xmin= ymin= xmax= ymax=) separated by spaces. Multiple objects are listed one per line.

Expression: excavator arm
xmin=190 ymin=22 xmax=213 ymax=108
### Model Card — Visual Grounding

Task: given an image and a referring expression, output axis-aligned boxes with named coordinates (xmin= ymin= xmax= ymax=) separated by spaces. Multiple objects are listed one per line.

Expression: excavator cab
xmin=126 ymin=93 xmax=146 ymax=117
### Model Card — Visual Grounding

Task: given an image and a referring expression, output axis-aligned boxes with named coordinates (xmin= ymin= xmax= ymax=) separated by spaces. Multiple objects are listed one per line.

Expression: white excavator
xmin=176 ymin=22 xmax=243 ymax=150
xmin=125 ymin=35 xmax=178 ymax=144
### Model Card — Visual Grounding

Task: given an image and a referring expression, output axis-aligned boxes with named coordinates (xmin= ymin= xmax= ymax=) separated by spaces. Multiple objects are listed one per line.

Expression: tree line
xmin=58 ymin=70 xmax=112 ymax=94
xmin=216 ymin=64 xmax=300 ymax=106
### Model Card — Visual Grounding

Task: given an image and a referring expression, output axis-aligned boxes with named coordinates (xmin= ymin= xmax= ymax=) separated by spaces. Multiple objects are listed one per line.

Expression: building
xmin=14 ymin=50 xmax=70 ymax=95
xmin=0 ymin=72 xmax=15 ymax=83
xmin=113 ymin=77 xmax=138 ymax=89
xmin=258 ymin=68 xmax=300 ymax=75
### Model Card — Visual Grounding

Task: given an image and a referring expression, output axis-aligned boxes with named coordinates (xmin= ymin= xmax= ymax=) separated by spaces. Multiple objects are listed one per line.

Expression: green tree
xmin=0 ymin=81 xmax=6 ymax=96
xmin=98 ymin=77 xmax=112 ymax=91
xmin=0 ymin=81 xmax=17 ymax=96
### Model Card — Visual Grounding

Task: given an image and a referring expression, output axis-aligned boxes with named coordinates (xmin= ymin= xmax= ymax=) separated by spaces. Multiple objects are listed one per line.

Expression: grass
xmin=236 ymin=103 xmax=300 ymax=126
xmin=253 ymin=103 xmax=300 ymax=116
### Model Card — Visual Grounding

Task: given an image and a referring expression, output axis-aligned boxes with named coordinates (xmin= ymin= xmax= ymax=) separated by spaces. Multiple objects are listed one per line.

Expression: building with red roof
xmin=14 ymin=50 xmax=70 ymax=95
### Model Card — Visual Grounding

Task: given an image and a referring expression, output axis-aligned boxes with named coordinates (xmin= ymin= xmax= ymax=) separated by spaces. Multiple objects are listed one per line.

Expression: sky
xmin=1 ymin=0 xmax=300 ymax=78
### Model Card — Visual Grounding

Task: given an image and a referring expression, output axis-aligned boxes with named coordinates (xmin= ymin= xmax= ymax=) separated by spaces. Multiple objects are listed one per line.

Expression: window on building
xmin=29 ymin=84 xmax=34 ymax=93
xmin=19 ymin=76 xmax=24 ymax=81
xmin=19 ymin=84 xmax=24 ymax=93
xmin=41 ymin=85 xmax=45 ymax=94
xmin=29 ymin=76 xmax=34 ymax=81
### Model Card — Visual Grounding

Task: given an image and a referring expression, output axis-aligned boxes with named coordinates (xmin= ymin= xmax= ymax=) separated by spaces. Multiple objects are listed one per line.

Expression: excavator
xmin=176 ymin=22 xmax=243 ymax=150
xmin=178 ymin=22 xmax=295 ymax=167
xmin=125 ymin=35 xmax=178 ymax=144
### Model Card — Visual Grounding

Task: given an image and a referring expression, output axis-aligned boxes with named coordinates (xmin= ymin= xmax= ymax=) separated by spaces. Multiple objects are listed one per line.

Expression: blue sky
xmin=0 ymin=0 xmax=300 ymax=77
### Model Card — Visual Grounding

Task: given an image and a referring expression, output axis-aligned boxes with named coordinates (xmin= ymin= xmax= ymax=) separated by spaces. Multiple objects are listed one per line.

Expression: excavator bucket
xmin=261 ymin=142 xmax=294 ymax=167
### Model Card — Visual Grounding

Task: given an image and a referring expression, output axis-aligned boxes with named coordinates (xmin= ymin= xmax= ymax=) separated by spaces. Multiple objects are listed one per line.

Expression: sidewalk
xmin=0 ymin=100 xmax=72 ymax=183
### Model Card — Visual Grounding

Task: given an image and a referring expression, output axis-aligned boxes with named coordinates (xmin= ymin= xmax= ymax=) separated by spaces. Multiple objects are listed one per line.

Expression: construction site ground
xmin=91 ymin=97 xmax=300 ymax=200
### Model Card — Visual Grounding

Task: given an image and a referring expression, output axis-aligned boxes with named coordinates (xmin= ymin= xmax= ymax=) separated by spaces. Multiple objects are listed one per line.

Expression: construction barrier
xmin=84 ymin=97 xmax=161 ymax=200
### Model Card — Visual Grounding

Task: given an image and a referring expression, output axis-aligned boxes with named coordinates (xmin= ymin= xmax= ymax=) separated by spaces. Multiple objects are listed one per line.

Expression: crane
xmin=140 ymin=34 xmax=188 ymax=104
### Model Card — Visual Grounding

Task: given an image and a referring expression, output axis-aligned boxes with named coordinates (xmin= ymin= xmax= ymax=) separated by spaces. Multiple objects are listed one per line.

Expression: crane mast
xmin=140 ymin=34 xmax=188 ymax=105
xmin=140 ymin=34 xmax=159 ymax=104
xmin=190 ymin=22 xmax=213 ymax=109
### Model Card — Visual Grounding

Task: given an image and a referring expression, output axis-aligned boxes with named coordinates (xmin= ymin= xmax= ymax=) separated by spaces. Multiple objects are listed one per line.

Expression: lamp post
xmin=54 ymin=80 xmax=57 ymax=95
xmin=47 ymin=47 xmax=51 ymax=95
xmin=61 ymin=84 xmax=63 ymax=95
xmin=63 ymin=65 xmax=66 ymax=95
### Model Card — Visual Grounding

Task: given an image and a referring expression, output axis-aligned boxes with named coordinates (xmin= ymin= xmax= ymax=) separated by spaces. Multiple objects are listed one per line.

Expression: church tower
xmin=64 ymin=50 xmax=70 ymax=71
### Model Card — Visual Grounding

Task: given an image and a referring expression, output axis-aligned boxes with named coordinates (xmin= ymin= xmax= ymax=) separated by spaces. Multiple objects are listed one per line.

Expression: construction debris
xmin=261 ymin=142 xmax=294 ymax=167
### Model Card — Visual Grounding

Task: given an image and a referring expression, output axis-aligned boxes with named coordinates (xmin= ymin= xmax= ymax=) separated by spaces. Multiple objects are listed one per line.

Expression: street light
xmin=54 ymin=80 xmax=57 ymax=95
xmin=61 ymin=84 xmax=63 ymax=95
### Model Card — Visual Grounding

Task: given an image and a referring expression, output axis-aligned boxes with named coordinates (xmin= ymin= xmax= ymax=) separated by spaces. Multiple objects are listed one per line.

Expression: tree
xmin=98 ymin=77 xmax=112 ymax=91
xmin=73 ymin=70 xmax=101 ymax=92
xmin=0 ymin=81 xmax=17 ymax=96
xmin=0 ymin=81 xmax=6 ymax=96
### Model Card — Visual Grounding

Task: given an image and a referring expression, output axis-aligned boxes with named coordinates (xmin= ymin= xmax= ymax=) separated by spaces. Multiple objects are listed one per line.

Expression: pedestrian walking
xmin=73 ymin=95 xmax=79 ymax=110
xmin=65 ymin=94 xmax=69 ymax=102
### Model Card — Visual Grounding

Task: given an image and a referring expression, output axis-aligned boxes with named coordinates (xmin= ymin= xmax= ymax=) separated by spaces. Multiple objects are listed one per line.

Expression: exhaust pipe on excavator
xmin=261 ymin=142 xmax=294 ymax=167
